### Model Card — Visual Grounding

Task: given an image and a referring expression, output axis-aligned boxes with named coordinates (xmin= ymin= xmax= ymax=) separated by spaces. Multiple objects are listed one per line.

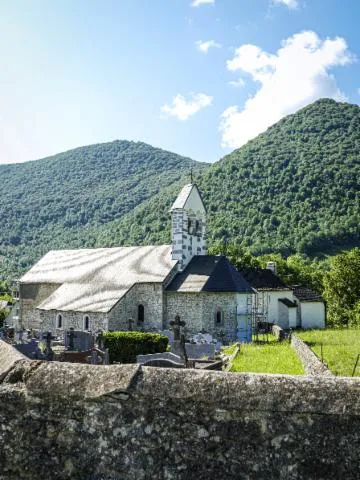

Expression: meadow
xmin=226 ymin=335 xmax=304 ymax=375
xmin=297 ymin=329 xmax=360 ymax=377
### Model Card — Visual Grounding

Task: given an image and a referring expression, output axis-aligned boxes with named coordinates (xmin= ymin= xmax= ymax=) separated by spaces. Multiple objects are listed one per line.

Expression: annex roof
xmin=292 ymin=285 xmax=324 ymax=303
xmin=278 ymin=298 xmax=297 ymax=308
xmin=166 ymin=255 xmax=254 ymax=294
xmin=20 ymin=245 xmax=176 ymax=313
xmin=241 ymin=268 xmax=291 ymax=291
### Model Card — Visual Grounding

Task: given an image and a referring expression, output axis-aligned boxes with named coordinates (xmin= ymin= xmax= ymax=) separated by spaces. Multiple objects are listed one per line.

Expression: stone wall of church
xmin=20 ymin=283 xmax=61 ymax=330
xmin=165 ymin=292 xmax=238 ymax=342
xmin=39 ymin=310 xmax=108 ymax=334
xmin=108 ymin=283 xmax=164 ymax=332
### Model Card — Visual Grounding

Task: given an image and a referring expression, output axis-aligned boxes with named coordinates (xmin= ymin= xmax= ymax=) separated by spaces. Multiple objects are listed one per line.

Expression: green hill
xmin=0 ymin=141 xmax=206 ymax=278
xmin=99 ymin=98 xmax=359 ymax=256
xmin=1 ymin=98 xmax=360 ymax=279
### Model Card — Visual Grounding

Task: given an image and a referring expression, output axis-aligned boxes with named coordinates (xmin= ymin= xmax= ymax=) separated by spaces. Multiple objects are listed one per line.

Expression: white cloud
xmin=161 ymin=93 xmax=213 ymax=121
xmin=220 ymin=31 xmax=354 ymax=149
xmin=272 ymin=0 xmax=299 ymax=9
xmin=191 ymin=0 xmax=215 ymax=7
xmin=195 ymin=40 xmax=221 ymax=53
xmin=228 ymin=78 xmax=246 ymax=88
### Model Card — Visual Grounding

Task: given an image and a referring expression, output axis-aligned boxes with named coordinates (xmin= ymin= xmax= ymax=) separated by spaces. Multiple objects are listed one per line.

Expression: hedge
xmin=103 ymin=331 xmax=169 ymax=364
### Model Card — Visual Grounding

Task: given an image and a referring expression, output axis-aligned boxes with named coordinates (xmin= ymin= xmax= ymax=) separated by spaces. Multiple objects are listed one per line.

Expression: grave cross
xmin=170 ymin=315 xmax=186 ymax=341
xmin=66 ymin=328 xmax=77 ymax=351
xmin=43 ymin=331 xmax=55 ymax=361
xmin=95 ymin=330 xmax=104 ymax=350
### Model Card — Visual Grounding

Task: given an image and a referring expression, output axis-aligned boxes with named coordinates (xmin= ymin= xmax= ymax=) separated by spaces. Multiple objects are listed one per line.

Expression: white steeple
xmin=170 ymin=183 xmax=207 ymax=270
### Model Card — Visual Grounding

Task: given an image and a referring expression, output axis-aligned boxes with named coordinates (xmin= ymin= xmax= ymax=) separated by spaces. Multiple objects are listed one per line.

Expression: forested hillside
xmin=0 ymin=141 xmax=206 ymax=278
xmin=1 ymin=98 xmax=359 ymax=280
xmin=100 ymin=99 xmax=359 ymax=255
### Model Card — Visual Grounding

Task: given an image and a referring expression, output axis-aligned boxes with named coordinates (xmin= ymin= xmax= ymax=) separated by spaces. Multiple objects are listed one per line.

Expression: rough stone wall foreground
xmin=1 ymin=341 xmax=360 ymax=480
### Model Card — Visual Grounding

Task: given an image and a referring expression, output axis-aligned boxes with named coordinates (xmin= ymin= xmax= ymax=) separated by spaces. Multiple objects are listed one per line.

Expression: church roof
xmin=241 ymin=268 xmax=291 ymax=291
xmin=166 ymin=255 xmax=254 ymax=293
xmin=20 ymin=245 xmax=176 ymax=313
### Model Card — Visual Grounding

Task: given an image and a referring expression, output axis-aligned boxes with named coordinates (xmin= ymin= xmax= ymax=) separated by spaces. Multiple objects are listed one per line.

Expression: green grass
xmin=297 ymin=329 xmax=360 ymax=377
xmin=229 ymin=334 xmax=304 ymax=375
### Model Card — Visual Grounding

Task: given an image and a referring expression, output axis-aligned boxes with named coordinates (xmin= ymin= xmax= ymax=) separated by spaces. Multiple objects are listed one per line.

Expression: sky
xmin=0 ymin=0 xmax=359 ymax=165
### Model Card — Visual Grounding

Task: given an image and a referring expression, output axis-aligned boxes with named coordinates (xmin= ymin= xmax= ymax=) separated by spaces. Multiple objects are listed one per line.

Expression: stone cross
xmin=179 ymin=333 xmax=188 ymax=365
xmin=43 ymin=331 xmax=55 ymax=361
xmin=95 ymin=330 xmax=104 ymax=350
xmin=170 ymin=315 xmax=186 ymax=341
xmin=66 ymin=328 xmax=77 ymax=351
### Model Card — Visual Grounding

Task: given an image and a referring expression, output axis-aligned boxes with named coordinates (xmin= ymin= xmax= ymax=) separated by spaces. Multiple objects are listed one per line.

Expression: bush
xmin=103 ymin=331 xmax=169 ymax=364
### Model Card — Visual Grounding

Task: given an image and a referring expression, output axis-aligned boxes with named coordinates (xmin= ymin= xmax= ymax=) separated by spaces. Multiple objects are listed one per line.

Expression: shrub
xmin=103 ymin=331 xmax=169 ymax=364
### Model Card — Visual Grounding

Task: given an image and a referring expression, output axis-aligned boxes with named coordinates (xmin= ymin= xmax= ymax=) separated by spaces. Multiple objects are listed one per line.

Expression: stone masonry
xmin=165 ymin=292 xmax=239 ymax=342
xmin=1 ymin=340 xmax=360 ymax=480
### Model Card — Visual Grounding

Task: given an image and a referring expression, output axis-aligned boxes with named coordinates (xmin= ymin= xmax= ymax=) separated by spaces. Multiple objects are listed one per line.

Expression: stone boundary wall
xmin=1 ymin=340 xmax=360 ymax=480
xmin=291 ymin=334 xmax=334 ymax=376
xmin=0 ymin=339 xmax=27 ymax=381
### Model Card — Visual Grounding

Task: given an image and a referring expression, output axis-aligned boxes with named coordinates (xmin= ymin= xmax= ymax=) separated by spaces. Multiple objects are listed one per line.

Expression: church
xmin=19 ymin=184 xmax=255 ymax=343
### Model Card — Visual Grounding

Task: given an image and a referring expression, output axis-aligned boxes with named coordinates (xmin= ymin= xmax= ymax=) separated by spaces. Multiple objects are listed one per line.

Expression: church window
xmin=137 ymin=304 xmax=144 ymax=323
xmin=214 ymin=309 xmax=224 ymax=326
xmin=83 ymin=315 xmax=90 ymax=331
xmin=56 ymin=314 xmax=63 ymax=329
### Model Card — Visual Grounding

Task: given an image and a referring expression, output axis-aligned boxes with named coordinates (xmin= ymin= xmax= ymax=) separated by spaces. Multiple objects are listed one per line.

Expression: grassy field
xmin=297 ymin=329 xmax=360 ymax=377
xmin=227 ymin=335 xmax=304 ymax=375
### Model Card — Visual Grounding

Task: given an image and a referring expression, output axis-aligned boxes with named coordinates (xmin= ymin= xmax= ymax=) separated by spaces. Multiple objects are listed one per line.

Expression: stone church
xmin=19 ymin=184 xmax=254 ymax=342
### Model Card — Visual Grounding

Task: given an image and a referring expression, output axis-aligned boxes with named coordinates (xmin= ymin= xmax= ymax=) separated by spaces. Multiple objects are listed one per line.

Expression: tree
xmin=323 ymin=248 xmax=360 ymax=326
xmin=208 ymin=241 xmax=260 ymax=270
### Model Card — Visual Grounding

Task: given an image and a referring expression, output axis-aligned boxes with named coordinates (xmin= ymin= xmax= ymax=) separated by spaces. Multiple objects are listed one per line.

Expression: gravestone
xmin=137 ymin=352 xmax=184 ymax=366
xmin=64 ymin=330 xmax=94 ymax=352
xmin=14 ymin=339 xmax=43 ymax=360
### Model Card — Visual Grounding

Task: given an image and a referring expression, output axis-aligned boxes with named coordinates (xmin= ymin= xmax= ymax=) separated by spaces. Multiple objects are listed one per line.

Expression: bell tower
xmin=170 ymin=183 xmax=206 ymax=270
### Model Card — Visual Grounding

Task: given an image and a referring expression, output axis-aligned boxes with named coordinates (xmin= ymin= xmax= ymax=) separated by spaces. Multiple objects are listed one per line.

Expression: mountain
xmin=97 ymin=99 xmax=360 ymax=256
xmin=0 ymin=141 xmax=207 ymax=278
xmin=1 ymin=98 xmax=360 ymax=280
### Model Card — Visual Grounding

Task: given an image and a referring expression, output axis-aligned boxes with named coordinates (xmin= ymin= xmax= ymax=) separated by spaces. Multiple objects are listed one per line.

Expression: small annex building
xmin=18 ymin=183 xmax=254 ymax=343
xmin=291 ymin=285 xmax=326 ymax=329
xmin=242 ymin=267 xmax=325 ymax=329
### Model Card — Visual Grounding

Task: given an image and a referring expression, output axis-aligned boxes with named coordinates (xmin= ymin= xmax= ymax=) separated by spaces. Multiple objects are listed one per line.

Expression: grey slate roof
xmin=20 ymin=245 xmax=176 ymax=313
xmin=241 ymin=268 xmax=291 ymax=291
xmin=292 ymin=285 xmax=324 ymax=303
xmin=166 ymin=255 xmax=254 ymax=293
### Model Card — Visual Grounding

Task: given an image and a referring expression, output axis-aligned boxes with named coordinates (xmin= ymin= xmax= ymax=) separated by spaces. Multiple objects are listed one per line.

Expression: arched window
xmin=83 ymin=315 xmax=90 ymax=331
xmin=137 ymin=304 xmax=144 ymax=323
xmin=214 ymin=309 xmax=223 ymax=326
xmin=56 ymin=314 xmax=63 ymax=329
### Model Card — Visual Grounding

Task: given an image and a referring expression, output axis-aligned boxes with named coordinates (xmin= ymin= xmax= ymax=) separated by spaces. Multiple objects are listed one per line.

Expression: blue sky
xmin=0 ymin=0 xmax=359 ymax=164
